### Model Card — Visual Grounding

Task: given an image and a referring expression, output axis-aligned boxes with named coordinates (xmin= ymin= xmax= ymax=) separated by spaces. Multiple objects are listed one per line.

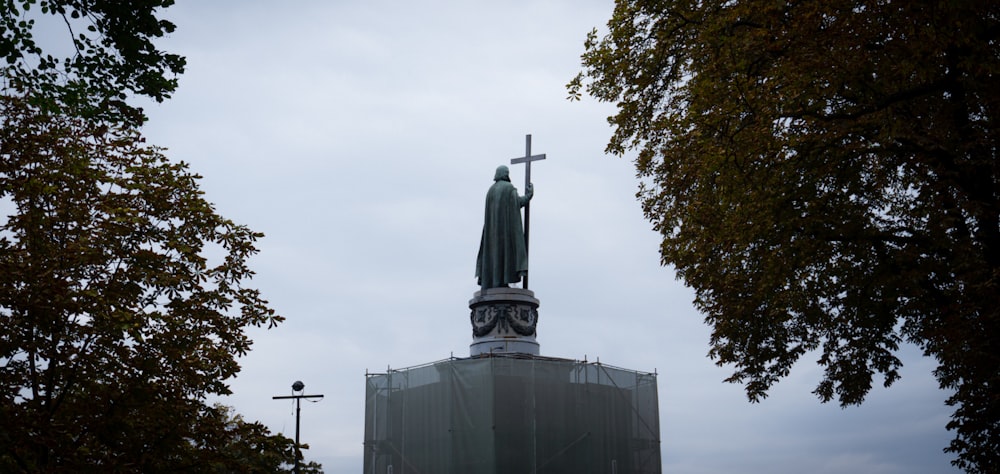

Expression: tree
xmin=0 ymin=95 xmax=317 ymax=471
xmin=1 ymin=0 xmax=185 ymax=124
xmin=188 ymin=405 xmax=324 ymax=473
xmin=569 ymin=1 xmax=999 ymax=471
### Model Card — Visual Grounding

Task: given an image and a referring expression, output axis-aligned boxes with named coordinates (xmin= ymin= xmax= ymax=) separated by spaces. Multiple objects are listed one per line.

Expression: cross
xmin=510 ymin=134 xmax=546 ymax=289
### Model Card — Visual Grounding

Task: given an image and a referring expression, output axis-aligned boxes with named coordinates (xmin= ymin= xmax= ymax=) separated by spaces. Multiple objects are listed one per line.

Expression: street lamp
xmin=273 ymin=381 xmax=323 ymax=474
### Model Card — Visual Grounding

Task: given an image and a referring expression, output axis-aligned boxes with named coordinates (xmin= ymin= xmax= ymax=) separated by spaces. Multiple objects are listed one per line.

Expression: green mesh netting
xmin=364 ymin=355 xmax=660 ymax=474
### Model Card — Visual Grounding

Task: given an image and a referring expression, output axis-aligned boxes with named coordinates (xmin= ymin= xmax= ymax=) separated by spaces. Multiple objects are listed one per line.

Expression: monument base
xmin=469 ymin=287 xmax=540 ymax=356
xmin=363 ymin=355 xmax=662 ymax=474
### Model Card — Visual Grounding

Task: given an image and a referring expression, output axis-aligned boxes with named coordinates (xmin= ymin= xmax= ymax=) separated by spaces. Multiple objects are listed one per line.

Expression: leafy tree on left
xmin=1 ymin=0 xmax=185 ymax=124
xmin=0 ymin=95 xmax=315 ymax=471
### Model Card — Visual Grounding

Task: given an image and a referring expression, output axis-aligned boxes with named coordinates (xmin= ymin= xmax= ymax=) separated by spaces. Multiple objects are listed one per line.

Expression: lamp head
xmin=292 ymin=380 xmax=305 ymax=392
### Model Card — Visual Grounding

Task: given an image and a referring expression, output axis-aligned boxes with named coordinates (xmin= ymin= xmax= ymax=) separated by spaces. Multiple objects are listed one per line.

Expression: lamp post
xmin=273 ymin=381 xmax=324 ymax=474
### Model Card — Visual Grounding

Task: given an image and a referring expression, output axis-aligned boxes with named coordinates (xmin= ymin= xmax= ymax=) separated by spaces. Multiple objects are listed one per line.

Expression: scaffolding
xmin=364 ymin=354 xmax=661 ymax=474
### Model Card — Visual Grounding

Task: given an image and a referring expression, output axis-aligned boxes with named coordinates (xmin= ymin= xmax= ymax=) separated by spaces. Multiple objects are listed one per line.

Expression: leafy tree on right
xmin=569 ymin=1 xmax=998 ymax=471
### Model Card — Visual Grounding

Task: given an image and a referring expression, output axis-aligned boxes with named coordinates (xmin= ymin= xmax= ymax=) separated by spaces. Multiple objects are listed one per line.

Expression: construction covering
xmin=363 ymin=355 xmax=661 ymax=474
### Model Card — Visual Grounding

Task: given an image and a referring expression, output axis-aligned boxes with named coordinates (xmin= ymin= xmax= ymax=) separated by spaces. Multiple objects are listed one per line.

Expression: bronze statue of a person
xmin=476 ymin=165 xmax=533 ymax=289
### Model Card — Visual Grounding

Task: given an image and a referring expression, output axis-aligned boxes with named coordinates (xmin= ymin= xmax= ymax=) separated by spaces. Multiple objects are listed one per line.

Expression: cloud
xmin=134 ymin=1 xmax=961 ymax=472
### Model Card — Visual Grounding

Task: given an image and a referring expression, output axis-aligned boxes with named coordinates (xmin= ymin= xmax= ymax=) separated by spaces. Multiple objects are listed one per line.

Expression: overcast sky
xmin=132 ymin=1 xmax=959 ymax=472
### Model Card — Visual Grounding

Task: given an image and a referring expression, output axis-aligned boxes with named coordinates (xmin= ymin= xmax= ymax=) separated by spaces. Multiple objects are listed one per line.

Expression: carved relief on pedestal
xmin=470 ymin=302 xmax=538 ymax=337
xmin=468 ymin=287 xmax=540 ymax=355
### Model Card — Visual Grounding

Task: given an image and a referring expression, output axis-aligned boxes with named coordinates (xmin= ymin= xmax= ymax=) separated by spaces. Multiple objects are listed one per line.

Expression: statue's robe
xmin=476 ymin=179 xmax=529 ymax=289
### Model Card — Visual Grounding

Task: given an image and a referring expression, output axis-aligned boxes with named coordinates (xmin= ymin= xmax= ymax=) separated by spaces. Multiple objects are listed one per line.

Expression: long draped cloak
xmin=476 ymin=178 xmax=530 ymax=289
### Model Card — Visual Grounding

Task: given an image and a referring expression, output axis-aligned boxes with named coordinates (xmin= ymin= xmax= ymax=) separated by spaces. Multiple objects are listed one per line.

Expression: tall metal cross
xmin=510 ymin=134 xmax=546 ymax=289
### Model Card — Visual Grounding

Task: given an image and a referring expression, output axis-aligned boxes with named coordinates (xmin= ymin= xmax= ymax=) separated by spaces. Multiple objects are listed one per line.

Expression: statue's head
xmin=494 ymin=165 xmax=510 ymax=181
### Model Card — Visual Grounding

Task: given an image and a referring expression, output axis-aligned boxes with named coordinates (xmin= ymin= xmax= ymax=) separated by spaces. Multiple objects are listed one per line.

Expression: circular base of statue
xmin=469 ymin=287 xmax=540 ymax=356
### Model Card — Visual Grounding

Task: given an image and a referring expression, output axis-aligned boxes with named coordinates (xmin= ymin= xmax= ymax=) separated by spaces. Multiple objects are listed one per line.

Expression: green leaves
xmin=574 ymin=1 xmax=1000 ymax=471
xmin=1 ymin=0 xmax=186 ymax=125
xmin=0 ymin=96 xmax=299 ymax=470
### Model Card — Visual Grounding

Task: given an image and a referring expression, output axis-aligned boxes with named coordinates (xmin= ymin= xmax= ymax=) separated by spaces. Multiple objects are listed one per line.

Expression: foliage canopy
xmin=1 ymin=2 xmax=319 ymax=470
xmin=1 ymin=0 xmax=185 ymax=124
xmin=570 ymin=1 xmax=999 ymax=471
xmin=0 ymin=95 xmax=317 ymax=471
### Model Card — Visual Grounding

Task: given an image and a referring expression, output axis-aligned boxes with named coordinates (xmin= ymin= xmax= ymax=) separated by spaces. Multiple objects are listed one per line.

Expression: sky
xmin=127 ymin=1 xmax=961 ymax=472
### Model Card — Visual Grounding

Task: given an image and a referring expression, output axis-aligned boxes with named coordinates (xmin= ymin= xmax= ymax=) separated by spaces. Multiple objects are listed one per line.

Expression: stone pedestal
xmin=469 ymin=287 xmax=539 ymax=356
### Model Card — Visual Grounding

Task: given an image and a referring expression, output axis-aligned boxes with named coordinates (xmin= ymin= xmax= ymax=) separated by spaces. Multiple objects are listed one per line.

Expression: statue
xmin=476 ymin=165 xmax=534 ymax=289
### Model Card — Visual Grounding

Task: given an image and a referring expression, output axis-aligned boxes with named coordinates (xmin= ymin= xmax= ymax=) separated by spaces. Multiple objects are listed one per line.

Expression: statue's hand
xmin=526 ymin=182 xmax=534 ymax=198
